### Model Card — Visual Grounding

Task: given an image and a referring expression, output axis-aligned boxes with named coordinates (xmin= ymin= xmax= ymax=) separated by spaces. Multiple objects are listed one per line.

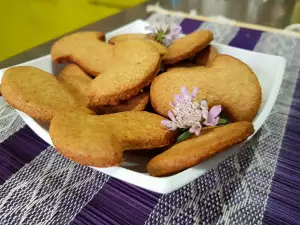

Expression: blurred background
xmin=0 ymin=0 xmax=299 ymax=62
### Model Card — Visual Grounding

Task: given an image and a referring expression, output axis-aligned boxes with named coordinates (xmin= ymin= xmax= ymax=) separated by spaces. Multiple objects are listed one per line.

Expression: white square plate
xmin=0 ymin=20 xmax=286 ymax=194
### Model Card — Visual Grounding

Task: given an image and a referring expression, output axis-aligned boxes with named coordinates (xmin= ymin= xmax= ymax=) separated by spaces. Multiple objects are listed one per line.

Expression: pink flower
xmin=162 ymin=87 xmax=224 ymax=137
xmin=164 ymin=24 xmax=182 ymax=42
xmin=161 ymin=86 xmax=203 ymax=135
xmin=146 ymin=21 xmax=182 ymax=46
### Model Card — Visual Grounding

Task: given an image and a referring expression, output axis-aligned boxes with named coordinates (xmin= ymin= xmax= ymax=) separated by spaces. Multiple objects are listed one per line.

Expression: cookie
xmin=150 ymin=55 xmax=261 ymax=122
xmin=95 ymin=91 xmax=149 ymax=114
xmin=58 ymin=64 xmax=150 ymax=113
xmin=51 ymin=32 xmax=113 ymax=76
xmin=109 ymin=34 xmax=167 ymax=56
xmin=162 ymin=30 xmax=213 ymax=65
xmin=167 ymin=62 xmax=198 ymax=72
xmin=194 ymin=45 xmax=219 ymax=67
xmin=58 ymin=64 xmax=92 ymax=106
xmin=145 ymin=39 xmax=167 ymax=56
xmin=1 ymin=66 xmax=93 ymax=122
xmin=108 ymin=33 xmax=155 ymax=44
xmin=88 ymin=40 xmax=160 ymax=106
xmin=49 ymin=111 xmax=178 ymax=167
xmin=147 ymin=121 xmax=254 ymax=177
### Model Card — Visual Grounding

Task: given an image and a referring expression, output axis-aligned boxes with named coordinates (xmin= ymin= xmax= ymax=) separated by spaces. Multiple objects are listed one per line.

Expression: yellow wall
xmin=0 ymin=0 xmax=144 ymax=61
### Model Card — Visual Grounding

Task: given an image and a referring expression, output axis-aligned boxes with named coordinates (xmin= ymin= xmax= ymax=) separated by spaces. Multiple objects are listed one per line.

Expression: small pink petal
xmin=161 ymin=120 xmax=171 ymax=127
xmin=195 ymin=128 xmax=201 ymax=136
xmin=191 ymin=87 xmax=198 ymax=98
xmin=202 ymin=109 xmax=208 ymax=120
xmin=171 ymin=25 xmax=182 ymax=34
xmin=200 ymin=100 xmax=208 ymax=109
xmin=174 ymin=94 xmax=183 ymax=103
xmin=168 ymin=110 xmax=176 ymax=122
xmin=165 ymin=33 xmax=174 ymax=41
xmin=169 ymin=102 xmax=175 ymax=108
xmin=189 ymin=126 xmax=196 ymax=133
xmin=204 ymin=118 xmax=219 ymax=126
xmin=209 ymin=105 xmax=222 ymax=118
xmin=181 ymin=87 xmax=193 ymax=101
xmin=212 ymin=117 xmax=220 ymax=126
xmin=161 ymin=120 xmax=177 ymax=130
xmin=203 ymin=122 xmax=210 ymax=126
xmin=180 ymin=86 xmax=189 ymax=96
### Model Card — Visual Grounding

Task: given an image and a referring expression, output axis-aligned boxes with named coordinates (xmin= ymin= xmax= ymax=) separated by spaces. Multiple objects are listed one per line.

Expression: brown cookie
xmin=58 ymin=64 xmax=150 ymax=113
xmin=108 ymin=33 xmax=155 ymax=44
xmin=109 ymin=34 xmax=167 ymax=56
xmin=88 ymin=40 xmax=160 ymax=106
xmin=58 ymin=64 xmax=92 ymax=106
xmin=145 ymin=39 xmax=167 ymax=56
xmin=51 ymin=32 xmax=113 ymax=76
xmin=150 ymin=55 xmax=261 ymax=122
xmin=147 ymin=121 xmax=254 ymax=177
xmin=162 ymin=30 xmax=213 ymax=65
xmin=167 ymin=62 xmax=198 ymax=72
xmin=194 ymin=45 xmax=219 ymax=67
xmin=95 ymin=91 xmax=149 ymax=114
xmin=1 ymin=66 xmax=93 ymax=122
xmin=49 ymin=111 xmax=178 ymax=167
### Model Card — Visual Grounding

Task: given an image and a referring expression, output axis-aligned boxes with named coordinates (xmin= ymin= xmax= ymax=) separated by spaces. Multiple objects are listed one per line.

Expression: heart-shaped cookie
xmin=49 ymin=111 xmax=178 ymax=167
xmin=150 ymin=55 xmax=261 ymax=122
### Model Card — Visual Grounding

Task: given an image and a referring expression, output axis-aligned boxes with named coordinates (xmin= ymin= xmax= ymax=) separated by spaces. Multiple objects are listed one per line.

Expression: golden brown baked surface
xmin=108 ymin=33 xmax=155 ymax=44
xmin=88 ymin=40 xmax=160 ymax=106
xmin=58 ymin=64 xmax=92 ymax=106
xmin=58 ymin=64 xmax=150 ymax=113
xmin=147 ymin=121 xmax=254 ymax=177
xmin=162 ymin=30 xmax=213 ymax=65
xmin=95 ymin=91 xmax=150 ymax=114
xmin=50 ymin=111 xmax=178 ymax=167
xmin=51 ymin=31 xmax=113 ymax=76
xmin=195 ymin=45 xmax=219 ymax=67
xmin=150 ymin=55 xmax=261 ymax=122
xmin=1 ymin=66 xmax=93 ymax=122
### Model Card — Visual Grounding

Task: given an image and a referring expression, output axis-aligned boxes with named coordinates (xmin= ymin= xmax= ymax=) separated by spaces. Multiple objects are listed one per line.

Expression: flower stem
xmin=177 ymin=131 xmax=193 ymax=143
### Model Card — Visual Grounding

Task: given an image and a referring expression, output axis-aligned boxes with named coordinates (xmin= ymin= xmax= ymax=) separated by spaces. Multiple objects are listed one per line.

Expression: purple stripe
xmin=263 ymin=71 xmax=300 ymax=225
xmin=72 ymin=179 xmax=161 ymax=225
xmin=180 ymin=18 xmax=203 ymax=34
xmin=0 ymin=126 xmax=48 ymax=184
xmin=229 ymin=28 xmax=262 ymax=50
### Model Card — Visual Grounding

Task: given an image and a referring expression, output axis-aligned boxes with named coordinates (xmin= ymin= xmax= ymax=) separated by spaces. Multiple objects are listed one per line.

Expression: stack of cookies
xmin=1 ymin=29 xmax=261 ymax=177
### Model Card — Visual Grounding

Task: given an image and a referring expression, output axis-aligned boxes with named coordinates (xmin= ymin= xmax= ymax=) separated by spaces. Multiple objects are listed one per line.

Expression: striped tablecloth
xmin=0 ymin=13 xmax=300 ymax=225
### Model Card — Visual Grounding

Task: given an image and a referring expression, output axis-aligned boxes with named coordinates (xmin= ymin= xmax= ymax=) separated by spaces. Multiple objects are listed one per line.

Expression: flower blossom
xmin=146 ymin=20 xmax=182 ymax=46
xmin=162 ymin=87 xmax=222 ymax=136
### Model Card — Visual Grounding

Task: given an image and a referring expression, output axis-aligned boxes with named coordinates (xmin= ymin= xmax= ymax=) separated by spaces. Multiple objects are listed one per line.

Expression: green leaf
xmin=218 ymin=118 xmax=228 ymax=125
xmin=219 ymin=111 xmax=232 ymax=124
xmin=177 ymin=131 xmax=193 ymax=143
